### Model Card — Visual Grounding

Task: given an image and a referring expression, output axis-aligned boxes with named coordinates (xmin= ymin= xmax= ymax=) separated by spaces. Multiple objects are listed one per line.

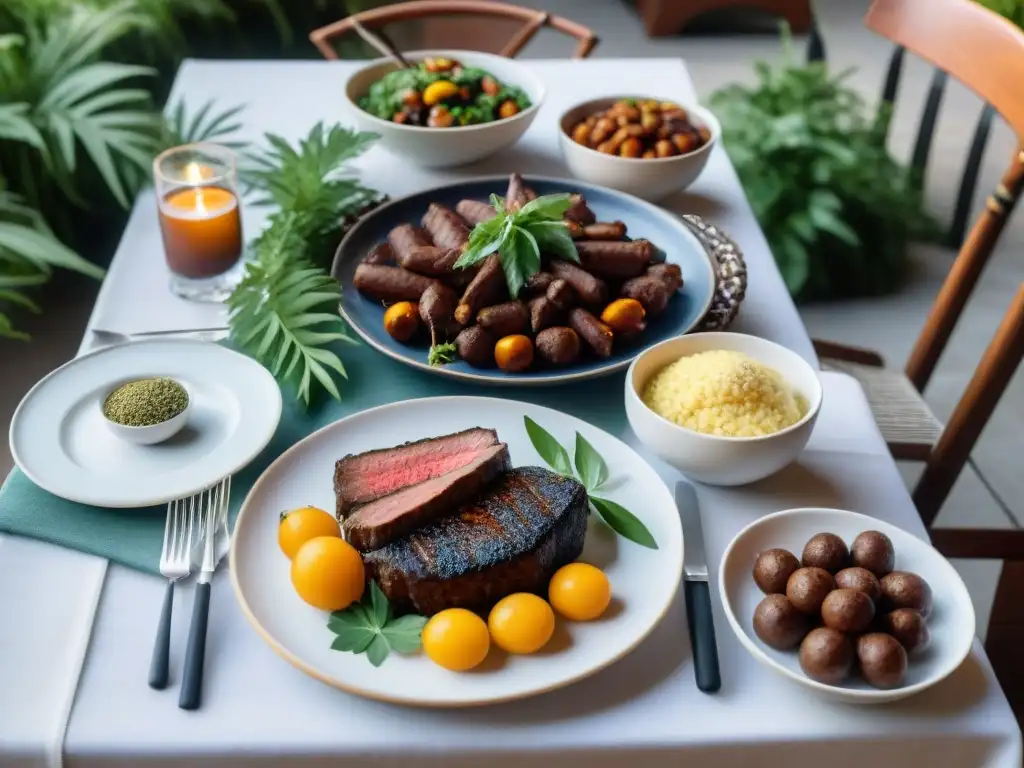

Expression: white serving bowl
xmin=343 ymin=50 xmax=544 ymax=168
xmin=102 ymin=382 xmax=191 ymax=446
xmin=719 ymin=507 xmax=976 ymax=704
xmin=557 ymin=96 xmax=719 ymax=201
xmin=624 ymin=332 xmax=822 ymax=486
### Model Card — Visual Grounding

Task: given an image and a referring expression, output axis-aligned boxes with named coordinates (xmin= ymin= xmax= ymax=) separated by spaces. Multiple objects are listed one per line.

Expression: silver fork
xmin=148 ymin=494 xmax=199 ymax=690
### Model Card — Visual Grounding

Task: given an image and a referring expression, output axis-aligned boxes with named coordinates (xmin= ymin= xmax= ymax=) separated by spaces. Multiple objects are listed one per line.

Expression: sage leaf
xmin=524 ymin=416 xmax=573 ymax=477
xmin=574 ymin=432 xmax=608 ymax=492
xmin=331 ymin=626 xmax=376 ymax=653
xmin=365 ymin=634 xmax=390 ymax=667
xmin=370 ymin=580 xmax=391 ymax=628
xmin=590 ymin=496 xmax=658 ymax=549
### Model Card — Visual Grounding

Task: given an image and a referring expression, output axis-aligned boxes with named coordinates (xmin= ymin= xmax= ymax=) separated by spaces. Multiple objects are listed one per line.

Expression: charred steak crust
xmin=332 ymin=427 xmax=499 ymax=520
xmin=363 ymin=467 xmax=588 ymax=615
xmin=343 ymin=444 xmax=512 ymax=552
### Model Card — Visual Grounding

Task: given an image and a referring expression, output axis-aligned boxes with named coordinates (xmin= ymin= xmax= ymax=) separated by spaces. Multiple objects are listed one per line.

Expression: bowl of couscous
xmin=624 ymin=333 xmax=822 ymax=486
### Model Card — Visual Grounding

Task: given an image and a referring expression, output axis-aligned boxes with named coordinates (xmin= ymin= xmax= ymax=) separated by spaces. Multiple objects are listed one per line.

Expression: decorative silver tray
xmin=682 ymin=215 xmax=748 ymax=332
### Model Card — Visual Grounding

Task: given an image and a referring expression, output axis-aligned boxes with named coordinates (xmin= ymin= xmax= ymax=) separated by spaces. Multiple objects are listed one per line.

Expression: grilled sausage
xmin=549 ymin=259 xmax=608 ymax=307
xmin=581 ymin=221 xmax=627 ymax=240
xmin=422 ymin=203 xmax=469 ymax=250
xmin=354 ymin=264 xmax=434 ymax=303
xmin=536 ymin=327 xmax=581 ymax=366
xmin=546 ymin=278 xmax=576 ymax=310
xmin=569 ymin=308 xmax=613 ymax=357
xmin=387 ymin=224 xmax=433 ymax=262
xmin=455 ymin=254 xmax=506 ymax=325
xmin=363 ymin=243 xmax=394 ymax=265
xmin=477 ymin=300 xmax=529 ymax=338
xmin=455 ymin=199 xmax=496 ymax=226
xmin=529 ymin=296 xmax=561 ymax=333
xmin=505 ymin=173 xmax=536 ymax=211
xmin=419 ymin=281 xmax=460 ymax=344
xmin=575 ymin=240 xmax=653 ymax=280
xmin=455 ymin=325 xmax=495 ymax=368
xmin=396 ymin=245 xmax=461 ymax=277
xmin=565 ymin=193 xmax=596 ymax=225
xmin=647 ymin=262 xmax=683 ymax=293
xmin=621 ymin=275 xmax=671 ymax=315
xmin=524 ymin=271 xmax=554 ymax=297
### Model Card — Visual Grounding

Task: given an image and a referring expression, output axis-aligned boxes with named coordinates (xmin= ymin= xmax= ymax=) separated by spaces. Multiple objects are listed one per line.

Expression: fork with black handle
xmin=149 ymin=495 xmax=199 ymax=689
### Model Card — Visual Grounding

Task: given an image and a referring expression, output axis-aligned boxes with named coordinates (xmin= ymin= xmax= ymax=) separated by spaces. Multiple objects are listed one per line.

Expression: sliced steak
xmin=363 ymin=467 xmax=588 ymax=615
xmin=343 ymin=443 xmax=511 ymax=551
xmin=333 ymin=427 xmax=498 ymax=519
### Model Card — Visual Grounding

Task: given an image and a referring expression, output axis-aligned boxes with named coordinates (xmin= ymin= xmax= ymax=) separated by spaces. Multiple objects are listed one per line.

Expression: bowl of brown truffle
xmin=718 ymin=507 xmax=976 ymax=704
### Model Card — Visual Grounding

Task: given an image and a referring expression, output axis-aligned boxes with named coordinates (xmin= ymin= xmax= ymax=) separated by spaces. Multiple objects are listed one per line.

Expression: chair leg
xmin=984 ymin=561 xmax=1024 ymax=728
xmin=913 ymin=285 xmax=1024 ymax=525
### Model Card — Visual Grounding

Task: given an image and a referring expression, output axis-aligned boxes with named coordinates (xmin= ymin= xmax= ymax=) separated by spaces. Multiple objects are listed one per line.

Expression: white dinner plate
xmin=719 ymin=507 xmax=976 ymax=704
xmin=9 ymin=339 xmax=282 ymax=508
xmin=230 ymin=396 xmax=684 ymax=707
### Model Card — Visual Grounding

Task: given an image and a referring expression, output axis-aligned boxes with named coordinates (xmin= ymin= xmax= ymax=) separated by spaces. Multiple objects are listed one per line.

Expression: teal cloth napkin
xmin=0 ymin=343 xmax=626 ymax=574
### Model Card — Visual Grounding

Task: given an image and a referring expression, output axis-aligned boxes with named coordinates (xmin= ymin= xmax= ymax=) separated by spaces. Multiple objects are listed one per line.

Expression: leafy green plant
xmin=158 ymin=99 xmax=246 ymax=152
xmin=228 ymin=123 xmax=381 ymax=405
xmin=328 ymin=581 xmax=426 ymax=667
xmin=709 ymin=25 xmax=937 ymax=302
xmin=975 ymin=0 xmax=1024 ymax=27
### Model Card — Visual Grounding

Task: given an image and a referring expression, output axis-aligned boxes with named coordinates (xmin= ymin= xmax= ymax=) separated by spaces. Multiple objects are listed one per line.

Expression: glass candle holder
xmin=154 ymin=143 xmax=244 ymax=302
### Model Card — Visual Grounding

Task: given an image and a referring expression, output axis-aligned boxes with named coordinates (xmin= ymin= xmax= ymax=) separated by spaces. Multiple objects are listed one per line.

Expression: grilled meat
xmin=422 ymin=203 xmax=469 ymax=251
xmin=455 ymin=199 xmax=496 ymax=226
xmin=353 ymin=264 xmax=434 ymax=303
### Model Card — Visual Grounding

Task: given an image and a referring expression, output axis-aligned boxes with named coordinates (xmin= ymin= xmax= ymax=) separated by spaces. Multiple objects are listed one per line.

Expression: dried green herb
xmin=103 ymin=377 xmax=188 ymax=427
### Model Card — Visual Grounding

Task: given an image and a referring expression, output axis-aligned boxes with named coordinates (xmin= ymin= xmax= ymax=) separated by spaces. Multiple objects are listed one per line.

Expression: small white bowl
xmin=624 ymin=332 xmax=822 ymax=486
xmin=343 ymin=50 xmax=545 ymax=168
xmin=102 ymin=382 xmax=191 ymax=446
xmin=719 ymin=507 xmax=976 ymax=704
xmin=557 ymin=96 xmax=719 ymax=202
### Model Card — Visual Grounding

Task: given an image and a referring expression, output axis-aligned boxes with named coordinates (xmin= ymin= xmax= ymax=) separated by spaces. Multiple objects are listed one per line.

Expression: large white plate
xmin=9 ymin=340 xmax=282 ymax=508
xmin=230 ymin=396 xmax=684 ymax=707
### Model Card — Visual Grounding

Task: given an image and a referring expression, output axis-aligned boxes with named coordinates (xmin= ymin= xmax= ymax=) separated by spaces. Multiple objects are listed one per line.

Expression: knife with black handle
xmin=676 ymin=482 xmax=721 ymax=693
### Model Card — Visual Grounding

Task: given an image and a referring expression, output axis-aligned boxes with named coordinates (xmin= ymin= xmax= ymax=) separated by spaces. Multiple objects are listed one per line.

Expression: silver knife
xmin=179 ymin=477 xmax=231 ymax=710
xmin=92 ymin=327 xmax=230 ymax=347
xmin=677 ymin=482 xmax=721 ymax=693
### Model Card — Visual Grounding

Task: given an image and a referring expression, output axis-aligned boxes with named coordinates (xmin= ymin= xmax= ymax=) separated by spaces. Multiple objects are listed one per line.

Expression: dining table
xmin=1 ymin=57 xmax=1020 ymax=768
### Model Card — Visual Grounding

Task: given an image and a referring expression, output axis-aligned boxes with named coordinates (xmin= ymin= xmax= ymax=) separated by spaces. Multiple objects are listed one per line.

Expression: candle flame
xmin=185 ymin=162 xmax=204 ymax=184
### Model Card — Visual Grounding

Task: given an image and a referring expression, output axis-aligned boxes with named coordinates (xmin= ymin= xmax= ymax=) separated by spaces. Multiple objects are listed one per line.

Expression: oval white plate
xmin=719 ymin=507 xmax=976 ymax=704
xmin=230 ymin=396 xmax=684 ymax=707
xmin=10 ymin=340 xmax=282 ymax=508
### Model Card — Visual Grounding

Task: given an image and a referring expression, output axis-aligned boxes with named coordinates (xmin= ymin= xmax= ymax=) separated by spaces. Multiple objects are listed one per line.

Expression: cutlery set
xmin=149 ymin=477 xmax=231 ymax=710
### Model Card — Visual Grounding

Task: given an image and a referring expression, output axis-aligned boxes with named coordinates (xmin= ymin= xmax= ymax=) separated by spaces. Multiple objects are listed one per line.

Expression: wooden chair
xmin=822 ymin=0 xmax=1024 ymax=719
xmin=309 ymin=0 xmax=598 ymax=61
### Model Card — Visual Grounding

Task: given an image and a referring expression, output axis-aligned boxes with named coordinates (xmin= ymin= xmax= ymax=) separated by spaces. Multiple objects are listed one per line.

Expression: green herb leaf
xmin=365 ymin=634 xmax=391 ymax=667
xmin=500 ymin=227 xmax=530 ymax=299
xmin=517 ymin=193 xmax=572 ymax=221
xmin=528 ymin=220 xmax=579 ymax=263
xmin=382 ymin=614 xmax=428 ymax=654
xmin=428 ymin=342 xmax=457 ymax=366
xmin=455 ymin=213 xmax=507 ymax=269
xmin=330 ymin=625 xmax=376 ymax=653
xmin=369 ymin=580 xmax=391 ymax=628
xmin=590 ymin=496 xmax=658 ymax=549
xmin=574 ymin=432 xmax=609 ymax=492
xmin=523 ymin=415 xmax=573 ymax=477
xmin=327 ymin=581 xmax=426 ymax=665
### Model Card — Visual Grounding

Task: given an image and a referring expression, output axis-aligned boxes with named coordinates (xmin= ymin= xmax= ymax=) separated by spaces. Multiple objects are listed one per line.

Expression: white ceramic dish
xmin=624 ymin=332 xmax=822 ymax=486
xmin=102 ymin=382 xmax=192 ymax=446
xmin=230 ymin=396 xmax=684 ymax=707
xmin=719 ymin=507 xmax=976 ymax=704
xmin=10 ymin=340 xmax=282 ymax=508
xmin=344 ymin=50 xmax=544 ymax=168
xmin=558 ymin=97 xmax=720 ymax=202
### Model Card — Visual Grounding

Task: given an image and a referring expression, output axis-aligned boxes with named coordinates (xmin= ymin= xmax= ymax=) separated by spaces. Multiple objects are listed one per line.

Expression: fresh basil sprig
xmin=328 ymin=581 xmax=427 ymax=666
xmin=523 ymin=416 xmax=658 ymax=550
xmin=454 ymin=193 xmax=580 ymax=298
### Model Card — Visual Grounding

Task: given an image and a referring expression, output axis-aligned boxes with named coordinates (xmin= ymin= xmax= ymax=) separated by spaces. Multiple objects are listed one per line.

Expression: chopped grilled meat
xmin=529 ymin=296 xmax=561 ymax=333
xmin=505 ymin=173 xmax=536 ymax=211
xmin=575 ymin=239 xmax=653 ymax=280
xmin=646 ymin=263 xmax=683 ymax=293
xmin=455 ymin=325 xmax=495 ymax=368
xmin=545 ymin=278 xmax=576 ymax=310
xmin=343 ymin=444 xmax=511 ymax=552
xmin=422 ymin=203 xmax=469 ymax=250
xmin=455 ymin=254 xmax=506 ymax=324
xmin=354 ymin=264 xmax=434 ymax=303
xmin=397 ymin=246 xmax=461 ymax=277
xmin=333 ymin=428 xmax=499 ymax=519
xmin=549 ymin=259 xmax=608 ymax=306
xmin=524 ymin=271 xmax=554 ymax=297
xmin=363 ymin=467 xmax=588 ymax=615
xmin=536 ymin=327 xmax=581 ymax=366
xmin=569 ymin=307 xmax=614 ymax=357
xmin=621 ymin=274 xmax=671 ymax=315
xmin=419 ymin=281 xmax=460 ymax=344
xmin=564 ymin=193 xmax=596 ymax=225
xmin=455 ymin=199 xmax=496 ymax=226
xmin=363 ymin=243 xmax=394 ymax=265
xmin=387 ymin=224 xmax=433 ymax=262
xmin=581 ymin=221 xmax=627 ymax=240
xmin=477 ymin=300 xmax=529 ymax=338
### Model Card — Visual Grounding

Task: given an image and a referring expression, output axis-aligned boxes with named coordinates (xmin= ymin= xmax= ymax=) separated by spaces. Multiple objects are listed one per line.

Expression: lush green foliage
xmin=975 ymin=0 xmax=1024 ymax=28
xmin=228 ymin=123 xmax=380 ymax=405
xmin=709 ymin=27 xmax=937 ymax=302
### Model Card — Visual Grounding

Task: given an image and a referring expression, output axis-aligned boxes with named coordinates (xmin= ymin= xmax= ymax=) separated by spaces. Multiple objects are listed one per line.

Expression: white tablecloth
xmin=2 ymin=59 xmax=1019 ymax=768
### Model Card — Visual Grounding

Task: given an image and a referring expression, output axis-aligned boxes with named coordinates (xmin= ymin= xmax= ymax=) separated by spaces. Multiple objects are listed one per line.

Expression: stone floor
xmin=1 ymin=0 xmax=1020 ymax=636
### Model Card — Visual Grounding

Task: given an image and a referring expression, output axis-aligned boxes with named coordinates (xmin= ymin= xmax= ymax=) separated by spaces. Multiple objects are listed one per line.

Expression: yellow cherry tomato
xmin=290 ymin=536 xmax=365 ymax=612
xmin=487 ymin=593 xmax=555 ymax=654
xmin=548 ymin=563 xmax=611 ymax=621
xmin=422 ymin=608 xmax=490 ymax=671
xmin=422 ymin=80 xmax=459 ymax=107
xmin=278 ymin=505 xmax=339 ymax=560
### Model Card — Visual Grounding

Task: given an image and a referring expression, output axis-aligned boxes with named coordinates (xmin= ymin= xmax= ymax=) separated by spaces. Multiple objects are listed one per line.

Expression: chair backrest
xmin=865 ymin=0 xmax=1024 ymax=391
xmin=310 ymin=0 xmax=598 ymax=61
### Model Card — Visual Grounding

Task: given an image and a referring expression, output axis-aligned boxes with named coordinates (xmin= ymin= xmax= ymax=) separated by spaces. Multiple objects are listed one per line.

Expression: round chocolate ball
xmin=802 ymin=532 xmax=849 ymax=573
xmin=851 ymin=530 xmax=896 ymax=577
xmin=883 ymin=608 xmax=931 ymax=653
xmin=880 ymin=571 xmax=933 ymax=617
xmin=834 ymin=567 xmax=882 ymax=602
xmin=753 ymin=594 xmax=810 ymax=651
xmin=821 ymin=588 xmax=876 ymax=633
xmin=753 ymin=548 xmax=801 ymax=595
xmin=799 ymin=627 xmax=854 ymax=685
xmin=856 ymin=632 xmax=908 ymax=689
xmin=786 ymin=566 xmax=835 ymax=615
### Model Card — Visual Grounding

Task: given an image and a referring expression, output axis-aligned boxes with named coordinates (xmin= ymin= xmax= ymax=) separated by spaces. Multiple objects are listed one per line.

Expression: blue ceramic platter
xmin=332 ymin=176 xmax=716 ymax=385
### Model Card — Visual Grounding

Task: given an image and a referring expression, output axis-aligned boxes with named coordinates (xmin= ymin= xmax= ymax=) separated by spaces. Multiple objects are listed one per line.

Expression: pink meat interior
xmin=355 ymin=435 xmax=496 ymax=500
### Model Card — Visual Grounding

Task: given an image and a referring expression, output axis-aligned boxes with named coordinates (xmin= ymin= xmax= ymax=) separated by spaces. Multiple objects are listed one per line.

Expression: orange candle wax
xmin=158 ymin=183 xmax=242 ymax=279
